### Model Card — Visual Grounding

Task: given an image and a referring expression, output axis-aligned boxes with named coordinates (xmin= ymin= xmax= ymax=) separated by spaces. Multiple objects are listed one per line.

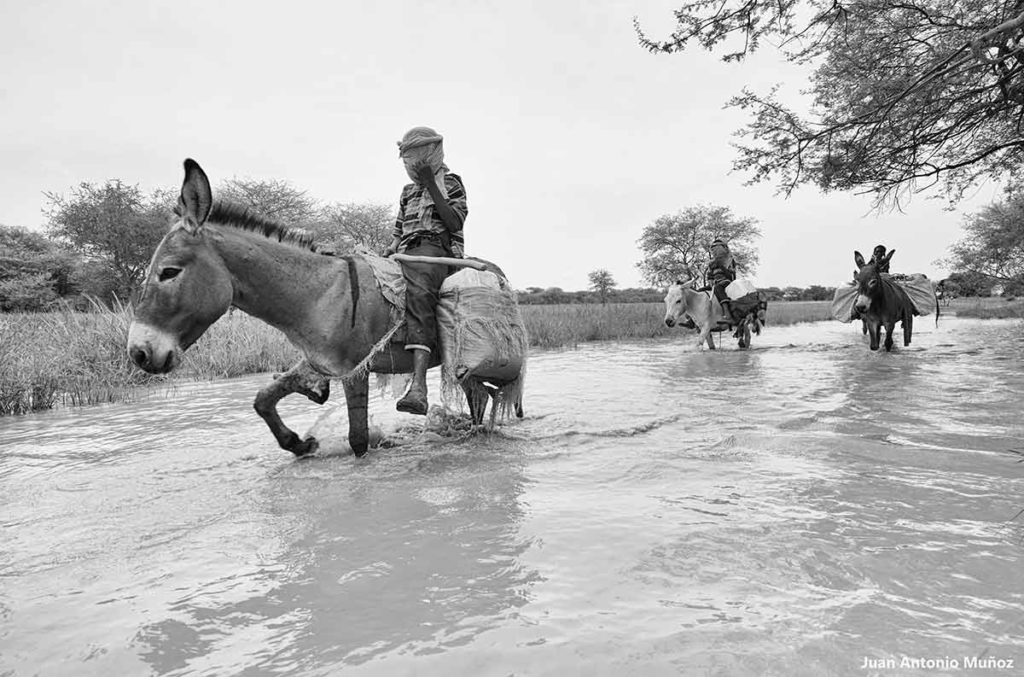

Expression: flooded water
xmin=2 ymin=317 xmax=1023 ymax=676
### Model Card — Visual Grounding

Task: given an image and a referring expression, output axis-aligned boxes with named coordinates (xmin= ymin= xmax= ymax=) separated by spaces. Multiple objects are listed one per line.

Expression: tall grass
xmin=0 ymin=304 xmax=301 ymax=415
xmin=1 ymin=300 xmax=833 ymax=415
xmin=946 ymin=297 xmax=1024 ymax=319
xmin=0 ymin=300 xmax=155 ymax=415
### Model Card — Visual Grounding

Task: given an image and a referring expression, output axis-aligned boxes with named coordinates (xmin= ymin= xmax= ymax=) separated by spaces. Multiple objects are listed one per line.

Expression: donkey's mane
xmin=207 ymin=201 xmax=318 ymax=252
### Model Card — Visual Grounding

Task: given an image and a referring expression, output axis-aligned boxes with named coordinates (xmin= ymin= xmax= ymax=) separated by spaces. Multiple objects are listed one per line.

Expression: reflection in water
xmin=129 ymin=444 xmax=538 ymax=675
xmin=1 ymin=317 xmax=1023 ymax=675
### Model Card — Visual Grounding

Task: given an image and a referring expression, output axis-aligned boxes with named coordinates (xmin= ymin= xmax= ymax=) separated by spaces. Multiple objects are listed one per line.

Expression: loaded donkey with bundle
xmin=663 ymin=238 xmax=768 ymax=350
xmin=127 ymin=147 xmax=526 ymax=457
xmin=830 ymin=244 xmax=939 ymax=351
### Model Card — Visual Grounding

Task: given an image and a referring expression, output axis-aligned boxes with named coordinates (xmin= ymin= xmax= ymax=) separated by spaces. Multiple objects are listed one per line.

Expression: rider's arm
xmin=414 ymin=164 xmax=466 ymax=234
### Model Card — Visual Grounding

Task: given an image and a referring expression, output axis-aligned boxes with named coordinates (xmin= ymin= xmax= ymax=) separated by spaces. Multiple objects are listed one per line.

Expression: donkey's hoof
xmin=291 ymin=436 xmax=319 ymax=457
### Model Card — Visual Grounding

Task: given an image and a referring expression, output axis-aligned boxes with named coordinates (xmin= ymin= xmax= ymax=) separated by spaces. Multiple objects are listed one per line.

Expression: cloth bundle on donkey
xmin=437 ymin=268 xmax=528 ymax=420
xmin=831 ymin=273 xmax=937 ymax=322
xmin=356 ymin=251 xmax=527 ymax=422
xmin=725 ymin=279 xmax=768 ymax=327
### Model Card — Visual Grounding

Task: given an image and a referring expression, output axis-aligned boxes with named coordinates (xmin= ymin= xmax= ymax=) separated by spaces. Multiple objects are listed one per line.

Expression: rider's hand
xmin=411 ymin=159 xmax=434 ymax=183
xmin=382 ymin=246 xmax=397 ymax=258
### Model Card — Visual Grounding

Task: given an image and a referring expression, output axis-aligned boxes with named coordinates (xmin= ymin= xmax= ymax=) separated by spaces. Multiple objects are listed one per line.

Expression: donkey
xmin=853 ymin=249 xmax=915 ymax=352
xmin=663 ymin=280 xmax=727 ymax=350
xmin=127 ymin=159 xmax=522 ymax=457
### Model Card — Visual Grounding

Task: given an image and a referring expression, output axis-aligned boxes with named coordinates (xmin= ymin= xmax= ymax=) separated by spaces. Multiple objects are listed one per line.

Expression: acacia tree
xmin=636 ymin=2 xmax=1024 ymax=205
xmin=316 ymin=202 xmax=395 ymax=253
xmin=588 ymin=269 xmax=618 ymax=303
xmin=45 ymin=181 xmax=171 ymax=301
xmin=944 ymin=185 xmax=1024 ymax=282
xmin=216 ymin=177 xmax=321 ymax=226
xmin=636 ymin=204 xmax=761 ymax=287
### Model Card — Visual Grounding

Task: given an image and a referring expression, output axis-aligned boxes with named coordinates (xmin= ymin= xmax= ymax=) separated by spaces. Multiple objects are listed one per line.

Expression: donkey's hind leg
xmin=254 ymin=359 xmax=329 ymax=457
xmin=903 ymin=314 xmax=913 ymax=346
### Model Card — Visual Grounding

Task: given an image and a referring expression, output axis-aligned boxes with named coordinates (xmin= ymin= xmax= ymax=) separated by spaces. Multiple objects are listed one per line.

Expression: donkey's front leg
xmin=884 ymin=322 xmax=895 ymax=352
xmin=696 ymin=325 xmax=715 ymax=350
xmin=341 ymin=373 xmax=370 ymax=457
xmin=254 ymin=359 xmax=330 ymax=456
xmin=867 ymin=322 xmax=881 ymax=351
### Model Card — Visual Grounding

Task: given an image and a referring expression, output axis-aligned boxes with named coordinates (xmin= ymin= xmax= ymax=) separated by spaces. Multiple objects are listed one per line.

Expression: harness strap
xmin=345 ymin=256 xmax=360 ymax=328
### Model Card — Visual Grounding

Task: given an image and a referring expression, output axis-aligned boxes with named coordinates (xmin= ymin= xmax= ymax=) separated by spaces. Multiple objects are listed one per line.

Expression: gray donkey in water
xmin=128 ymin=159 xmax=523 ymax=457
xmin=853 ymin=249 xmax=915 ymax=352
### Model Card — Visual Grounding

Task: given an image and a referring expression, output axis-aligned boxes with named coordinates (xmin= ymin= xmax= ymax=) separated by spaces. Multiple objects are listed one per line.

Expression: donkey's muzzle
xmin=130 ymin=345 xmax=174 ymax=374
xmin=127 ymin=322 xmax=179 ymax=374
xmin=665 ymin=317 xmax=676 ymax=328
xmin=129 ymin=346 xmax=149 ymax=369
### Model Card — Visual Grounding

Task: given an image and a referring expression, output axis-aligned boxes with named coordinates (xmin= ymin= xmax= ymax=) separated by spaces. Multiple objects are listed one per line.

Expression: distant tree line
xmin=8 ymin=170 xmax=1023 ymax=312
xmin=515 ymin=284 xmax=845 ymax=305
xmin=516 ymin=286 xmax=666 ymax=305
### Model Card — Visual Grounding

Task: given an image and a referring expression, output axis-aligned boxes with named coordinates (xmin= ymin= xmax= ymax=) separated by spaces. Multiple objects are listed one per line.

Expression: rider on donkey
xmin=383 ymin=126 xmax=468 ymax=416
xmin=868 ymin=244 xmax=891 ymax=274
xmin=707 ymin=238 xmax=738 ymax=321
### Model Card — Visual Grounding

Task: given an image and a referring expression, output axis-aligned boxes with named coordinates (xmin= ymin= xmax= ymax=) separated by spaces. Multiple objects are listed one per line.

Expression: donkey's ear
xmin=178 ymin=158 xmax=213 ymax=233
xmin=883 ymin=248 xmax=895 ymax=264
xmin=854 ymin=251 xmax=866 ymax=268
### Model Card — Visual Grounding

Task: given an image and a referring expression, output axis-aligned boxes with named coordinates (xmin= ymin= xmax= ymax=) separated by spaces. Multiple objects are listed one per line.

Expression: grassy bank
xmin=2 ymin=300 xmax=832 ymax=415
xmin=944 ymin=297 xmax=1024 ymax=319
xmin=0 ymin=306 xmax=300 ymax=415
xmin=522 ymin=300 xmax=832 ymax=348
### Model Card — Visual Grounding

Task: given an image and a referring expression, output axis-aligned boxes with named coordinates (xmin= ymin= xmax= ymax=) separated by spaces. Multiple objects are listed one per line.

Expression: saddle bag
xmin=729 ymin=291 xmax=768 ymax=323
xmin=436 ymin=268 xmax=528 ymax=386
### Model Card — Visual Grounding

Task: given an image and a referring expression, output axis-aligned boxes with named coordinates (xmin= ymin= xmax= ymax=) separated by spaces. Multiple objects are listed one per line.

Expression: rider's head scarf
xmin=397 ymin=126 xmax=448 ymax=227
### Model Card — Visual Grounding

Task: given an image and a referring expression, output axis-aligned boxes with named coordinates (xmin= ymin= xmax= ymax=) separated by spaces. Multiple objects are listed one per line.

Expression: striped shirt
xmin=392 ymin=172 xmax=467 ymax=257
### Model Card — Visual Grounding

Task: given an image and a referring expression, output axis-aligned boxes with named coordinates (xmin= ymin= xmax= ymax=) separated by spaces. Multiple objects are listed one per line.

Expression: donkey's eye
xmin=158 ymin=267 xmax=182 ymax=282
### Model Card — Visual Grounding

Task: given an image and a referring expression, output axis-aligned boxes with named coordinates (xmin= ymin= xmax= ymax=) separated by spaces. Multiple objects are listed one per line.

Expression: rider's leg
xmin=714 ymin=283 xmax=732 ymax=319
xmin=397 ymin=243 xmax=448 ymax=416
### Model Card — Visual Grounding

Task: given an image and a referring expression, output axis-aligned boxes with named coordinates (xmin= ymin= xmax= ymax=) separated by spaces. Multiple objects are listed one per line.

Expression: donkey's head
xmin=663 ymin=279 xmax=694 ymax=327
xmin=853 ymin=249 xmax=894 ymax=314
xmin=127 ymin=159 xmax=234 ymax=373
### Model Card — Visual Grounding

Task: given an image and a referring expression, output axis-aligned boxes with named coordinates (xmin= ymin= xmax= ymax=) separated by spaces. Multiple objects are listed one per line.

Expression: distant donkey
xmin=853 ymin=250 xmax=915 ymax=352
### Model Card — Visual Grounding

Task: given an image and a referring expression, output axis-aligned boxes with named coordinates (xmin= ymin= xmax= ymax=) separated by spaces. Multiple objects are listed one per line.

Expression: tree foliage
xmin=944 ymin=185 xmax=1024 ymax=282
xmin=44 ymin=181 xmax=171 ymax=300
xmin=0 ymin=224 xmax=76 ymax=311
xmin=636 ymin=1 xmax=1024 ymax=205
xmin=316 ymin=202 xmax=395 ymax=253
xmin=636 ymin=204 xmax=761 ymax=287
xmin=217 ymin=177 xmax=322 ymax=226
xmin=587 ymin=269 xmax=618 ymax=303
xmin=943 ymin=269 xmax=995 ymax=295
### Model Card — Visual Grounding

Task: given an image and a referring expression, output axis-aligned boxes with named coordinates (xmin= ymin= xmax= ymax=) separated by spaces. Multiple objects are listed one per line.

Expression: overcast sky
xmin=0 ymin=0 xmax=1004 ymax=290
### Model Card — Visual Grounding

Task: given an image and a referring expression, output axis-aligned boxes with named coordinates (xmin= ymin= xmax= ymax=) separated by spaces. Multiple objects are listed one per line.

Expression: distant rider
xmin=868 ymin=244 xmax=890 ymax=273
xmin=707 ymin=239 xmax=738 ymax=320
